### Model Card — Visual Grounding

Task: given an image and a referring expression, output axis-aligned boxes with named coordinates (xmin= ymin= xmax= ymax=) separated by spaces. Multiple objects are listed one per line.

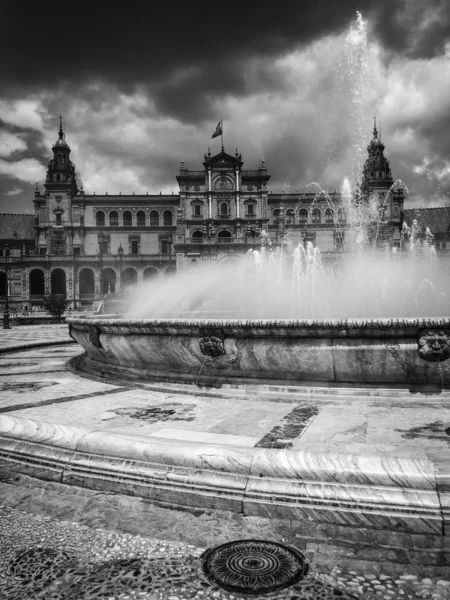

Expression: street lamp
xmin=98 ymin=244 xmax=104 ymax=298
xmin=118 ymin=244 xmax=123 ymax=292
xmin=3 ymin=245 xmax=10 ymax=329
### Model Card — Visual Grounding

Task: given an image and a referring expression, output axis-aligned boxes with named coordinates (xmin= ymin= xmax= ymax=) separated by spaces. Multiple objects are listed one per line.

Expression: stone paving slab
xmin=0 ymin=335 xmax=450 ymax=588
xmin=0 ymin=345 xmax=449 ymax=461
xmin=0 ymin=323 xmax=75 ymax=354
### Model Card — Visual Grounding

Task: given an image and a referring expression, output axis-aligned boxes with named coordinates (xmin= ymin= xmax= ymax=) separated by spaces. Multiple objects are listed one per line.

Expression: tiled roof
xmin=403 ymin=207 xmax=450 ymax=235
xmin=0 ymin=213 xmax=35 ymax=240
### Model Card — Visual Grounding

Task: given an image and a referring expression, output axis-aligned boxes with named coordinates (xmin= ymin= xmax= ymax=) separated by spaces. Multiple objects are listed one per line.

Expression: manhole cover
xmin=201 ymin=540 xmax=308 ymax=595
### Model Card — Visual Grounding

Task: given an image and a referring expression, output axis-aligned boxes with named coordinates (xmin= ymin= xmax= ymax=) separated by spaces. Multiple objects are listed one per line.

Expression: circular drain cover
xmin=201 ymin=539 xmax=308 ymax=595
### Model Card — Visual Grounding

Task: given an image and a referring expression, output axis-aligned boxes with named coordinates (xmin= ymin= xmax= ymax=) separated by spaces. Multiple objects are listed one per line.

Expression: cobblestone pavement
xmin=1 ymin=501 xmax=449 ymax=600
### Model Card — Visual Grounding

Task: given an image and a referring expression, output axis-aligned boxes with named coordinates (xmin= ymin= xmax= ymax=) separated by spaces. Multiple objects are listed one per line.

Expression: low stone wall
xmin=0 ymin=414 xmax=448 ymax=576
xmin=67 ymin=317 xmax=450 ymax=387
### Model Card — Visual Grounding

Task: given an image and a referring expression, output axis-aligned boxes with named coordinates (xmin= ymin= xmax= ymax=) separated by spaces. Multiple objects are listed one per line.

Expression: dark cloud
xmin=2 ymin=1 xmax=449 ymax=123
xmin=0 ymin=1 xmax=449 ymax=213
xmin=374 ymin=1 xmax=450 ymax=59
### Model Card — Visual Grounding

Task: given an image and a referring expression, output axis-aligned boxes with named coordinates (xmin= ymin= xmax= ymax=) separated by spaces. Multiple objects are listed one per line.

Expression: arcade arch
xmin=122 ymin=267 xmax=137 ymax=287
xmin=29 ymin=269 xmax=45 ymax=297
xmin=0 ymin=271 xmax=6 ymax=297
xmin=51 ymin=268 xmax=66 ymax=295
xmin=143 ymin=267 xmax=158 ymax=280
xmin=102 ymin=268 xmax=116 ymax=294
xmin=79 ymin=268 xmax=95 ymax=298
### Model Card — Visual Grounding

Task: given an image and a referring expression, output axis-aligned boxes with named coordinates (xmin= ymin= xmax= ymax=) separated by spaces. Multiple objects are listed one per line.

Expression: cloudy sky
xmin=0 ymin=1 xmax=449 ymax=213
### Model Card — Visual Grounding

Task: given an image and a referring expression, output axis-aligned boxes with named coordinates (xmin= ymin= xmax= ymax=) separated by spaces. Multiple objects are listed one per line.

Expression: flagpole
xmin=221 ymin=119 xmax=224 ymax=151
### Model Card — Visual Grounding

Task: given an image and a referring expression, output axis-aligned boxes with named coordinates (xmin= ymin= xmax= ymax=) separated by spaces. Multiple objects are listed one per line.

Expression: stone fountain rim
xmin=67 ymin=316 xmax=450 ymax=331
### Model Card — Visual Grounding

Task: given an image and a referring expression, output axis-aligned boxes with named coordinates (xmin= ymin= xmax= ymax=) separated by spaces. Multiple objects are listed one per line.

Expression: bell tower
xmin=362 ymin=119 xmax=404 ymax=244
xmin=45 ymin=116 xmax=78 ymax=196
xmin=361 ymin=118 xmax=393 ymax=197
xmin=41 ymin=117 xmax=79 ymax=255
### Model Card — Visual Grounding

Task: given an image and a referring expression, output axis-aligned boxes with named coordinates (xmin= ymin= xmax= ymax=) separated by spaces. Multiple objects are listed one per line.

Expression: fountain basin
xmin=67 ymin=317 xmax=450 ymax=387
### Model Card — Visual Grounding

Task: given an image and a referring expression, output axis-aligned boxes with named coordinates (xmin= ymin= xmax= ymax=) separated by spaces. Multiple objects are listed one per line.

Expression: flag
xmin=211 ymin=121 xmax=222 ymax=139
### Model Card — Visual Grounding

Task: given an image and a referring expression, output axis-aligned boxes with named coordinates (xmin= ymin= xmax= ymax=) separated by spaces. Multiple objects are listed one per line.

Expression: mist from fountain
xmin=123 ymin=12 xmax=449 ymax=322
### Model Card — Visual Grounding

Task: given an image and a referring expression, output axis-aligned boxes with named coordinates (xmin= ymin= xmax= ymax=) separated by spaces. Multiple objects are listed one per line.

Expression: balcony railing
xmin=23 ymin=253 xmax=174 ymax=261
xmin=191 ymin=214 xmax=204 ymax=219
xmin=181 ymin=170 xmax=205 ymax=177
xmin=217 ymin=214 xmax=231 ymax=219
xmin=185 ymin=237 xmax=205 ymax=244
xmin=242 ymin=170 xmax=264 ymax=176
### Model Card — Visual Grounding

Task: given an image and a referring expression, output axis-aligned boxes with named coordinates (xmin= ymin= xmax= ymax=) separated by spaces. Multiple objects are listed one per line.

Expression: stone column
xmin=208 ymin=168 xmax=212 ymax=218
xmin=235 ymin=167 xmax=240 ymax=218
xmin=43 ymin=262 xmax=50 ymax=295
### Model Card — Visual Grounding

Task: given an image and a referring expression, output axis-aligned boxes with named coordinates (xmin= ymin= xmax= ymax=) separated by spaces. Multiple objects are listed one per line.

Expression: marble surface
xmin=0 ymin=412 xmax=446 ymax=536
xmin=68 ymin=317 xmax=450 ymax=386
xmin=1 ymin=342 xmax=449 ymax=573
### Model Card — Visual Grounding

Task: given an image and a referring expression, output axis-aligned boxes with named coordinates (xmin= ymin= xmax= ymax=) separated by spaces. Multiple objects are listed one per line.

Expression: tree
xmin=43 ymin=293 xmax=68 ymax=323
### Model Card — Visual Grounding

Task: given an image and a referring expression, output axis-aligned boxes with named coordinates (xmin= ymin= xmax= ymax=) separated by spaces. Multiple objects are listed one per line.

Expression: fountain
xmin=1 ymin=13 xmax=449 ymax=581
xmin=67 ymin=243 xmax=450 ymax=388
xmin=67 ymin=12 xmax=450 ymax=390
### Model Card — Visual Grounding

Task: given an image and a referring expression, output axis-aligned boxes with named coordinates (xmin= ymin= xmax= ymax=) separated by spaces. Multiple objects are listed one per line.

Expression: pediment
xmin=203 ymin=149 xmax=243 ymax=170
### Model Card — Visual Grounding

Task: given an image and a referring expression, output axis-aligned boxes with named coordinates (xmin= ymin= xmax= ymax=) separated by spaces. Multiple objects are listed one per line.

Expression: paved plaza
xmin=0 ymin=325 xmax=449 ymax=599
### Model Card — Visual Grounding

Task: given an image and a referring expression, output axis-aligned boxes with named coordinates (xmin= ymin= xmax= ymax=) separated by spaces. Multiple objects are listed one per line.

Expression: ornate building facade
xmin=1 ymin=119 xmax=427 ymax=309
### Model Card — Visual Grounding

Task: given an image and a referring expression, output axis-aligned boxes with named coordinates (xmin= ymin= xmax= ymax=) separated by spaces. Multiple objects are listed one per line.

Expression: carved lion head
xmin=418 ymin=329 xmax=450 ymax=362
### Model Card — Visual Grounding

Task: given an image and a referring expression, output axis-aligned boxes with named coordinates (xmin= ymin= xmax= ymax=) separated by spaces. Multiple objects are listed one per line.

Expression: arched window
xmin=299 ymin=209 xmax=308 ymax=223
xmin=324 ymin=208 xmax=334 ymax=224
xmin=137 ymin=210 xmax=146 ymax=226
xmin=218 ymin=230 xmax=232 ymax=243
xmin=338 ymin=208 xmax=346 ymax=223
xmin=123 ymin=211 xmax=132 ymax=226
xmin=150 ymin=211 xmax=159 ymax=226
xmin=273 ymin=208 xmax=281 ymax=218
xmin=286 ymin=209 xmax=295 ymax=224
xmin=96 ymin=211 xmax=105 ymax=226
xmin=109 ymin=211 xmax=118 ymax=226
xmin=192 ymin=230 xmax=203 ymax=241
xmin=220 ymin=202 xmax=229 ymax=216
xmin=312 ymin=209 xmax=321 ymax=223
xmin=163 ymin=210 xmax=173 ymax=226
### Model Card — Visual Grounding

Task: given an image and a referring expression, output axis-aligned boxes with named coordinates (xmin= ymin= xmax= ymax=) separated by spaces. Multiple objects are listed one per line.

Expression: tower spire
xmin=373 ymin=116 xmax=378 ymax=139
xmin=59 ymin=115 xmax=64 ymax=140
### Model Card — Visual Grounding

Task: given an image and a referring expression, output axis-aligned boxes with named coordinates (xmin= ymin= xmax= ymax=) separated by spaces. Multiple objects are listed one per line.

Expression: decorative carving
xmin=199 ymin=328 xmax=226 ymax=357
xmin=89 ymin=326 xmax=102 ymax=349
xmin=418 ymin=329 xmax=450 ymax=362
xmin=214 ymin=177 xmax=233 ymax=191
